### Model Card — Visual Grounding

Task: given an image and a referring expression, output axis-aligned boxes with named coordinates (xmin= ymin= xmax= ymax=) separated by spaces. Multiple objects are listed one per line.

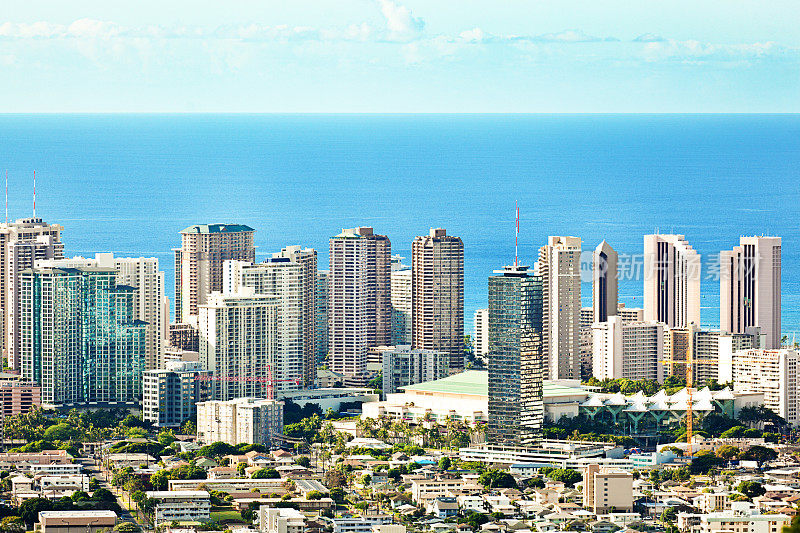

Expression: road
xmin=79 ymin=456 xmax=152 ymax=531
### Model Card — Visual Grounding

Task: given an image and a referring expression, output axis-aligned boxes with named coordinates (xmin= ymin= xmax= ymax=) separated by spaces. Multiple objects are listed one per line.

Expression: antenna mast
xmin=515 ymin=201 xmax=519 ymax=266
xmin=4 ymin=170 xmax=7 ymax=224
xmin=32 ymin=170 xmax=36 ymax=218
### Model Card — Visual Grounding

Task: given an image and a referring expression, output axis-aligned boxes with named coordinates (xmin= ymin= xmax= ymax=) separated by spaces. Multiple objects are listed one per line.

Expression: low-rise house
xmin=168 ymin=478 xmax=287 ymax=493
xmin=258 ymin=506 xmax=307 ymax=533
xmin=293 ymin=479 xmax=329 ymax=498
xmin=107 ymin=453 xmax=157 ymax=469
xmin=209 ymin=466 xmax=238 ymax=479
xmin=458 ymin=494 xmax=487 ymax=513
xmin=483 ymin=495 xmax=516 ymax=516
xmin=428 ymin=497 xmax=459 ymax=519
xmin=12 ymin=474 xmax=89 ymax=504
xmin=321 ymin=513 xmax=394 ymax=533
xmin=145 ymin=490 xmax=211 ymax=525
xmin=38 ymin=510 xmax=117 ymax=533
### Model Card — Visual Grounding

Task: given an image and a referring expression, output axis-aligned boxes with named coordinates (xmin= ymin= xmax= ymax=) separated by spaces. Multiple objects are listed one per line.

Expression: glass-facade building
xmin=20 ymin=266 xmax=146 ymax=408
xmin=487 ymin=264 xmax=544 ymax=445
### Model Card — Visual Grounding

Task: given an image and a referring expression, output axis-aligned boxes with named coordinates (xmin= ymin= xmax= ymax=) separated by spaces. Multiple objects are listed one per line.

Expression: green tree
xmin=251 ymin=468 xmax=280 ymax=479
xmin=438 ymin=457 xmax=452 ymax=470
xmin=741 ymin=445 xmax=778 ymax=465
xmin=690 ymin=450 xmax=723 ymax=474
xmin=294 ymin=456 xmax=311 ymax=468
xmin=479 ymin=469 xmax=517 ymax=489
xmin=547 ymin=468 xmax=583 ymax=487
xmin=720 ymin=426 xmax=747 ymax=438
xmin=306 ymin=490 xmax=324 ymax=500
xmin=158 ymin=430 xmax=176 ymax=447
xmin=91 ymin=488 xmax=116 ymax=503
xmin=716 ymin=445 xmax=740 ymax=460
xmin=736 ymin=481 xmax=766 ymax=499
xmin=660 ymin=507 xmax=678 ymax=524
xmin=113 ymin=522 xmax=141 ymax=533
xmin=0 ymin=516 xmax=25 ymax=533
xmin=18 ymin=498 xmax=53 ymax=526
xmin=329 ymin=487 xmax=345 ymax=502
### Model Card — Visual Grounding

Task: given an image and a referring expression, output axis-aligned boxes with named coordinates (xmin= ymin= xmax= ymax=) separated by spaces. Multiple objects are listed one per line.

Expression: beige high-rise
xmin=643 ymin=234 xmax=701 ymax=328
xmin=412 ymin=228 xmax=464 ymax=371
xmin=273 ymin=246 xmax=318 ymax=387
xmin=720 ymin=236 xmax=781 ymax=349
xmin=174 ymin=224 xmax=255 ymax=324
xmin=538 ymin=236 xmax=582 ymax=380
xmin=0 ymin=218 xmax=64 ymax=370
xmin=328 ymin=227 xmax=391 ymax=384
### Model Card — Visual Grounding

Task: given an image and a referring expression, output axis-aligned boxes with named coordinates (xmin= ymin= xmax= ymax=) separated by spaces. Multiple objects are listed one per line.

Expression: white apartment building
xmin=720 ymin=236 xmax=782 ymax=349
xmin=0 ymin=217 xmax=64 ymax=370
xmin=145 ymin=490 xmax=211 ymax=525
xmin=379 ymin=345 xmax=449 ymax=395
xmin=196 ymin=397 xmax=284 ymax=446
xmin=538 ymin=236 xmax=582 ymax=380
xmin=720 ymin=349 xmax=799 ymax=425
xmin=617 ymin=303 xmax=644 ymax=323
xmin=700 ymin=503 xmax=790 ymax=533
xmin=643 ymin=234 xmax=701 ymax=329
xmin=474 ymin=308 xmax=488 ymax=356
xmin=582 ymin=464 xmax=634 ymax=514
xmin=390 ymin=266 xmax=412 ymax=346
xmin=199 ymin=289 xmax=280 ymax=400
xmin=225 ymin=260 xmax=304 ymax=393
xmin=592 ymin=317 xmax=664 ymax=382
xmin=259 ymin=506 xmax=306 ymax=533
xmin=316 ymin=270 xmax=329 ymax=364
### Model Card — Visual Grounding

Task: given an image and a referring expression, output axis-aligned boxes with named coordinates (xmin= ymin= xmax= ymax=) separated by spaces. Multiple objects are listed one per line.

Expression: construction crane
xmin=662 ymin=329 xmax=717 ymax=456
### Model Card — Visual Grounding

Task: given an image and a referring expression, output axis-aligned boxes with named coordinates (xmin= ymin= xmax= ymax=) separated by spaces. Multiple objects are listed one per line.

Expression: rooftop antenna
xmin=515 ymin=201 xmax=519 ymax=267
xmin=4 ymin=170 xmax=7 ymax=224
xmin=32 ymin=170 xmax=35 ymax=218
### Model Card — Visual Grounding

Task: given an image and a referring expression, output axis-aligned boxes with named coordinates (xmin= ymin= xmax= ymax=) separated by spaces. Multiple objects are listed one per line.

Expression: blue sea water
xmin=0 ymin=114 xmax=798 ymax=336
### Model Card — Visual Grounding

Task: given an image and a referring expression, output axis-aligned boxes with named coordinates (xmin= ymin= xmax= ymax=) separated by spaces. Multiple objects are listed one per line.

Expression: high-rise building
xmin=196 ymin=397 xmax=284 ymax=446
xmin=316 ymin=270 xmax=329 ymax=364
xmin=593 ymin=241 xmax=618 ymax=323
xmin=643 ymin=234 xmax=701 ymax=328
xmin=412 ymin=229 xmax=464 ymax=371
xmin=473 ymin=308 xmax=489 ymax=356
xmin=591 ymin=317 xmax=664 ymax=382
xmin=617 ymin=303 xmax=644 ymax=323
xmin=391 ymin=264 xmax=412 ymax=346
xmin=720 ymin=236 xmax=782 ymax=349
xmin=39 ymin=254 xmax=167 ymax=371
xmin=174 ymin=224 xmax=255 ymax=324
xmin=328 ymin=227 xmax=391 ymax=384
xmin=666 ymin=325 xmax=763 ymax=383
xmin=381 ymin=345 xmax=449 ymax=395
xmin=538 ymin=236 xmax=582 ymax=380
xmin=20 ymin=265 xmax=146 ymax=408
xmin=272 ymin=246 xmax=317 ymax=388
xmin=487 ymin=264 xmax=544 ymax=445
xmin=143 ymin=361 xmax=212 ymax=428
xmin=0 ymin=218 xmax=64 ymax=370
xmin=169 ymin=323 xmax=199 ymax=352
xmin=720 ymin=348 xmax=799 ymax=425
xmin=583 ymin=465 xmax=634 ymax=514
xmin=580 ymin=307 xmax=594 ymax=380
xmin=225 ymin=259 xmax=304 ymax=393
xmin=199 ymin=288 xmax=281 ymax=401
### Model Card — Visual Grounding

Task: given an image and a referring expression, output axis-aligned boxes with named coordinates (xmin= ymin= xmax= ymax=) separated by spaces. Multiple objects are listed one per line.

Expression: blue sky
xmin=2 ymin=0 xmax=799 ymax=112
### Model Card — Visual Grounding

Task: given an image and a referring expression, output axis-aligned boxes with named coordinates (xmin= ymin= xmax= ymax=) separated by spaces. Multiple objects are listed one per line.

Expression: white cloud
xmin=378 ymin=0 xmax=425 ymax=42
xmin=633 ymin=33 xmax=666 ymax=43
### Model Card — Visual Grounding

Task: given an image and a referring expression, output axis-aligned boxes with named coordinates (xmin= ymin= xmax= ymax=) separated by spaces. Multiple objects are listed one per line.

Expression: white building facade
xmin=196 ymin=397 xmax=284 ymax=446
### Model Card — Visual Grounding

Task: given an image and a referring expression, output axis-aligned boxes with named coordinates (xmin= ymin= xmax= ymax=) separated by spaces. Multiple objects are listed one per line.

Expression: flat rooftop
xmin=401 ymin=370 xmax=586 ymax=399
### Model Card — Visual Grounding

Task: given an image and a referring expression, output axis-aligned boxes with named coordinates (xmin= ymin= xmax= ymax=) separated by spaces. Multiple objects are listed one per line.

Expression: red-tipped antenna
xmin=515 ymin=201 xmax=519 ymax=266
xmin=32 ymin=170 xmax=36 ymax=218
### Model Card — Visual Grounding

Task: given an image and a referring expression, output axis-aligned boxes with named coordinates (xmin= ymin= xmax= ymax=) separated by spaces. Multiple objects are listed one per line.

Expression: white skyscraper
xmin=199 ymin=289 xmax=281 ymax=401
xmin=538 ymin=236 xmax=582 ymax=380
xmin=224 ymin=260 xmax=304 ymax=394
xmin=0 ymin=218 xmax=64 ymax=370
xmin=391 ymin=265 xmax=412 ymax=345
xmin=592 ymin=316 xmax=665 ymax=382
xmin=473 ymin=308 xmax=488 ymax=356
xmin=643 ymin=234 xmax=701 ymax=329
xmin=720 ymin=236 xmax=781 ymax=349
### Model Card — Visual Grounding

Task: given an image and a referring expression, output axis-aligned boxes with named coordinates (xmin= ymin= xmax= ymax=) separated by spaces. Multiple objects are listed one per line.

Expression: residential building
xmin=143 ymin=361 xmax=212 ymax=428
xmin=700 ymin=504 xmax=790 ymax=533
xmin=583 ymin=464 xmax=633 ymax=514
xmin=38 ymin=254 xmax=167 ymax=371
xmin=0 ymin=373 xmax=40 ymax=416
xmin=538 ymin=236 xmax=582 ymax=380
xmin=20 ymin=266 xmax=145 ymax=408
xmin=593 ymin=241 xmax=618 ymax=323
xmin=617 ymin=303 xmax=644 ymax=323
xmin=316 ymin=270 xmax=329 ymax=364
xmin=487 ymin=265 xmax=545 ymax=445
xmin=272 ymin=246 xmax=318 ymax=387
xmin=278 ymin=388 xmax=378 ymax=413
xmin=390 ymin=264 xmax=412 ymax=346
xmin=163 ymin=346 xmax=200 ymax=365
xmin=643 ymin=234 xmax=701 ymax=328
xmin=328 ymin=227 xmax=391 ymax=384
xmin=0 ymin=217 xmax=64 ymax=370
xmin=259 ymin=506 xmax=307 ymax=533
xmin=720 ymin=236 xmax=782 ymax=349
xmin=580 ymin=307 xmax=594 ymax=380
xmin=196 ymin=397 xmax=284 ymax=446
xmin=474 ymin=308 xmax=488 ymax=356
xmin=720 ymin=348 xmax=799 ymax=425
xmin=174 ymin=223 xmax=255 ymax=323
xmin=225 ymin=260 xmax=304 ymax=393
xmin=199 ymin=288 xmax=281 ymax=401
xmin=169 ymin=322 xmax=199 ymax=352
xmin=380 ymin=345 xmax=449 ymax=395
xmin=667 ymin=326 xmax=763 ymax=382
xmin=412 ymin=228 xmax=464 ymax=370
xmin=37 ymin=511 xmax=116 ymax=533
xmin=592 ymin=317 xmax=664 ymax=382
xmin=145 ymin=490 xmax=211 ymax=526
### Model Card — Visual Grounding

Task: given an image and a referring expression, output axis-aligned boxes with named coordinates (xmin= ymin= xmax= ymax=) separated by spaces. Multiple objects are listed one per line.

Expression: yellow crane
xmin=662 ymin=329 xmax=717 ymax=456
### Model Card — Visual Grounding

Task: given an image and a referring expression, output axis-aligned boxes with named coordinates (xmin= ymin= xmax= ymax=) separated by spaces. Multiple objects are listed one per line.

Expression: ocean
xmin=1 ymin=114 xmax=798 ymax=336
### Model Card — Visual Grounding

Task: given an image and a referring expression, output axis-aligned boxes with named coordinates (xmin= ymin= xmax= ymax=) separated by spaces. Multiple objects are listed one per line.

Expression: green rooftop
xmin=181 ymin=224 xmax=254 ymax=234
xmin=401 ymin=370 xmax=587 ymax=399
